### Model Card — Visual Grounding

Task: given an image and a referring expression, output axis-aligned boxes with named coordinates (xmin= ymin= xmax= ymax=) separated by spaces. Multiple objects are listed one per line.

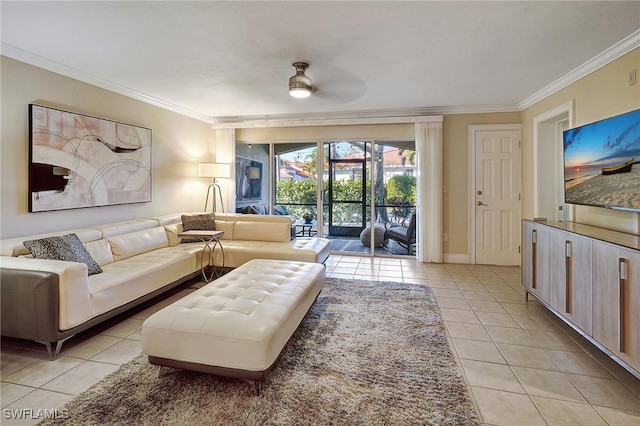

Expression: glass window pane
xmin=274 ymin=144 xmax=317 ymax=221
xmin=329 ymin=141 xmax=366 ymax=160
xmin=374 ymin=141 xmax=418 ymax=255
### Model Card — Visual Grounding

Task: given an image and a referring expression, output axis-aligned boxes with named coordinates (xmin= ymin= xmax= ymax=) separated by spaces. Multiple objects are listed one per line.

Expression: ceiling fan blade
xmin=309 ymin=65 xmax=366 ymax=103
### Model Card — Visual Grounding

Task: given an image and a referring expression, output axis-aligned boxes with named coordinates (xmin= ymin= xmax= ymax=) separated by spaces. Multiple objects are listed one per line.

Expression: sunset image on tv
xmin=563 ymin=108 xmax=640 ymax=211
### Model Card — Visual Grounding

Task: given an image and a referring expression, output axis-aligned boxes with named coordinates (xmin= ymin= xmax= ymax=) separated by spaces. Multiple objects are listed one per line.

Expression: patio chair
xmin=384 ymin=210 xmax=417 ymax=255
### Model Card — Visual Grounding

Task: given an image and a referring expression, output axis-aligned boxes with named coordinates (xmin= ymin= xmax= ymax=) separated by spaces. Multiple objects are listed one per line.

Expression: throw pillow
xmin=181 ymin=213 xmax=216 ymax=231
xmin=23 ymin=233 xmax=103 ymax=275
xmin=180 ymin=213 xmax=216 ymax=243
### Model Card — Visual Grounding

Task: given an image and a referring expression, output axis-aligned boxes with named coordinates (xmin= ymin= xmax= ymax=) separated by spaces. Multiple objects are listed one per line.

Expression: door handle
xmin=477 ymin=201 xmax=488 ymax=206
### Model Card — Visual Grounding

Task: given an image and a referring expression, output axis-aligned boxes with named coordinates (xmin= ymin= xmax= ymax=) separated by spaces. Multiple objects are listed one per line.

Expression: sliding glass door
xmin=326 ymin=142 xmax=368 ymax=237
xmin=374 ymin=141 xmax=417 ymax=255
xmin=240 ymin=139 xmax=417 ymax=257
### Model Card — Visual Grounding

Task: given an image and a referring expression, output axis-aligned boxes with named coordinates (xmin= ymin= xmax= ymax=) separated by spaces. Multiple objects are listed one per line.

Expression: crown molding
xmin=210 ymin=104 xmax=518 ymax=129
xmin=518 ymin=29 xmax=640 ymax=110
xmin=1 ymin=43 xmax=214 ymax=124
xmin=212 ymin=114 xmax=444 ymax=129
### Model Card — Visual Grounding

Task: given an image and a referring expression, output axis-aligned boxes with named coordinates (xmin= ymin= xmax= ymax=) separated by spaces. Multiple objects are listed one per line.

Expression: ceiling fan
xmin=287 ymin=62 xmax=365 ymax=103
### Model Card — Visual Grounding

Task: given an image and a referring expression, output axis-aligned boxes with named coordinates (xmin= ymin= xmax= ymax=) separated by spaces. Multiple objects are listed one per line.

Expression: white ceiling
xmin=2 ymin=1 xmax=639 ymax=124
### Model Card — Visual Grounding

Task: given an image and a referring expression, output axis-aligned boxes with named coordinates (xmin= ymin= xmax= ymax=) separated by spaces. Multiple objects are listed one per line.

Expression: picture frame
xmin=235 ymin=156 xmax=262 ymax=201
xmin=28 ymin=104 xmax=152 ymax=212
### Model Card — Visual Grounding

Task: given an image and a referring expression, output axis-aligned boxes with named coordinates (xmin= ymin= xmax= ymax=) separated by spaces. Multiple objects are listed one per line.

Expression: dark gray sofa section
xmin=0 ymin=267 xmax=199 ymax=360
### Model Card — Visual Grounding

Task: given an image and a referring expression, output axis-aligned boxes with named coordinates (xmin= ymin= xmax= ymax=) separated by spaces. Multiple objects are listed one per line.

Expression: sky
xmin=279 ymin=142 xmax=402 ymax=163
xmin=564 ymin=108 xmax=640 ymax=169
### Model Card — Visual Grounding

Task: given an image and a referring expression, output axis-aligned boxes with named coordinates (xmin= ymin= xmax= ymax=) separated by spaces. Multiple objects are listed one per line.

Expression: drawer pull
xmin=565 ymin=241 xmax=572 ymax=314
xmin=618 ymin=258 xmax=628 ymax=353
xmin=532 ymin=230 xmax=537 ymax=289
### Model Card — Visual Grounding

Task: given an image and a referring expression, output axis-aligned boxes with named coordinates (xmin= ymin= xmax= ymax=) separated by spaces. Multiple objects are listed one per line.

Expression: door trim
xmin=468 ymin=124 xmax=522 ymax=264
xmin=533 ymin=100 xmax=573 ymax=221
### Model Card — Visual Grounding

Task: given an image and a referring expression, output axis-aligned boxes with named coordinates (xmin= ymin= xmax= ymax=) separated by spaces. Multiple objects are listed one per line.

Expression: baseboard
xmin=443 ymin=254 xmax=470 ymax=264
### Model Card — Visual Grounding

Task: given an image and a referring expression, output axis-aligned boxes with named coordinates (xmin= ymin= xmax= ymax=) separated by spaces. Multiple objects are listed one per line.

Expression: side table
xmin=178 ymin=230 xmax=225 ymax=282
xmin=295 ymin=220 xmax=317 ymax=237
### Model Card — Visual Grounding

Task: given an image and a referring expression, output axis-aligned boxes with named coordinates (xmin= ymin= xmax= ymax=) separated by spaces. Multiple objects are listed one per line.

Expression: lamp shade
xmin=198 ymin=162 xmax=230 ymax=178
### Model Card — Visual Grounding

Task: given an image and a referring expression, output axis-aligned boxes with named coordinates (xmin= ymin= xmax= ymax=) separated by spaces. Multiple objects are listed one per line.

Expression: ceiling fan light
xmin=289 ymin=86 xmax=311 ymax=98
xmin=289 ymin=62 xmax=312 ymax=98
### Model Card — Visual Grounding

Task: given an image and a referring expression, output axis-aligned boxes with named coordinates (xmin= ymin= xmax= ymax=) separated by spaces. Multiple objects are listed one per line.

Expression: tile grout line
xmin=440 ymin=271 xmax=640 ymax=424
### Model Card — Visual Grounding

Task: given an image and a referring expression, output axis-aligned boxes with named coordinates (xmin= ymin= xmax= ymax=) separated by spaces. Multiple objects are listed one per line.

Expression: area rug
xmin=40 ymin=278 xmax=478 ymax=426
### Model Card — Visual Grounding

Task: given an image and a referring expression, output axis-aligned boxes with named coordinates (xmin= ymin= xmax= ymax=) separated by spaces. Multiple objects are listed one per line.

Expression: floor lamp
xmin=198 ymin=162 xmax=230 ymax=212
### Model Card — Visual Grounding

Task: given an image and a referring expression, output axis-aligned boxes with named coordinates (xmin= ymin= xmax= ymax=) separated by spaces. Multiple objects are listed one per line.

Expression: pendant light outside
xmin=289 ymin=62 xmax=312 ymax=98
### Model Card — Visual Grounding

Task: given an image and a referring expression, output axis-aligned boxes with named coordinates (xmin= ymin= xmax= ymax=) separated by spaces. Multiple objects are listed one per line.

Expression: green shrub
xmin=385 ymin=175 xmax=416 ymax=219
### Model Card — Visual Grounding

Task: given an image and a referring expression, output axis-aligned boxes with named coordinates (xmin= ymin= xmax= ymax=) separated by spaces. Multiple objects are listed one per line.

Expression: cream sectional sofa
xmin=165 ymin=213 xmax=329 ymax=268
xmin=0 ymin=213 xmax=329 ymax=360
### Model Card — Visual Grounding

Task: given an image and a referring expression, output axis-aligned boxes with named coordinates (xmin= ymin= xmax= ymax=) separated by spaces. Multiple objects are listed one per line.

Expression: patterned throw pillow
xmin=181 ymin=213 xmax=216 ymax=231
xmin=180 ymin=213 xmax=216 ymax=243
xmin=23 ymin=233 xmax=103 ymax=275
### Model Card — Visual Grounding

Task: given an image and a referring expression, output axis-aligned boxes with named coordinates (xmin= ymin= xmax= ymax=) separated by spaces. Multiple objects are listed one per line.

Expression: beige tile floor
xmin=2 ymin=255 xmax=640 ymax=425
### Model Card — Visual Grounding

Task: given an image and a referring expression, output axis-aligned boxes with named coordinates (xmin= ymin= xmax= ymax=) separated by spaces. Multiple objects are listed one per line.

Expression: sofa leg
xmin=35 ymin=337 xmax=71 ymax=361
xmin=255 ymin=380 xmax=263 ymax=396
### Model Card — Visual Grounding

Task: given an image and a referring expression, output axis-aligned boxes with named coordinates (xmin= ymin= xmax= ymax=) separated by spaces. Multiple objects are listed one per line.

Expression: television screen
xmin=563 ymin=108 xmax=640 ymax=212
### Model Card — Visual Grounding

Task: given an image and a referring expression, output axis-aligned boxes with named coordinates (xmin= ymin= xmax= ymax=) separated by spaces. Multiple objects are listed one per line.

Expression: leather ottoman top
xmin=142 ymin=259 xmax=325 ymax=371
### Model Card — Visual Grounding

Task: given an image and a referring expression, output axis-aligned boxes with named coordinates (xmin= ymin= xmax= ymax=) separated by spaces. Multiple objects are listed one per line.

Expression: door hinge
xmin=519 ymin=193 xmax=521 ymax=201
xmin=518 ymin=140 xmax=521 ymax=148
xmin=518 ymin=245 xmax=521 ymax=253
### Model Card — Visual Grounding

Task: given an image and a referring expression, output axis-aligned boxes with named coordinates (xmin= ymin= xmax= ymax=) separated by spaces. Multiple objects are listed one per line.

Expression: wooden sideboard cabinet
xmin=521 ymin=219 xmax=640 ymax=378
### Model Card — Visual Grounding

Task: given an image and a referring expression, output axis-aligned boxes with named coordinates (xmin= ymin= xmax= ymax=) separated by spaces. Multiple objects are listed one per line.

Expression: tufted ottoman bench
xmin=141 ymin=259 xmax=325 ymax=393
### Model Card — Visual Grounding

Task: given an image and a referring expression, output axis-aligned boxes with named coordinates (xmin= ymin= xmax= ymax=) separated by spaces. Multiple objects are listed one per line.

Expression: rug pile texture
xmin=40 ymin=277 xmax=478 ymax=425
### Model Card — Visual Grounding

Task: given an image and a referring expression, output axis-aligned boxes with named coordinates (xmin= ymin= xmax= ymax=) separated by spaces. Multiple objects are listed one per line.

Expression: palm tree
xmin=373 ymin=144 xmax=389 ymax=223
xmin=303 ymin=148 xmax=318 ymax=178
xmin=349 ymin=141 xmax=388 ymax=223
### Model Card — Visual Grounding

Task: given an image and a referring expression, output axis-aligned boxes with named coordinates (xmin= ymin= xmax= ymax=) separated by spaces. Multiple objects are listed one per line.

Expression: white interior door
xmin=474 ymin=129 xmax=521 ymax=265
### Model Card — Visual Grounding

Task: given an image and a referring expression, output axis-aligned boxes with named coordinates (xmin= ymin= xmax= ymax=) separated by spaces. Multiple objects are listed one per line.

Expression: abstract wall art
xmin=28 ymin=104 xmax=152 ymax=212
xmin=235 ymin=156 xmax=263 ymax=201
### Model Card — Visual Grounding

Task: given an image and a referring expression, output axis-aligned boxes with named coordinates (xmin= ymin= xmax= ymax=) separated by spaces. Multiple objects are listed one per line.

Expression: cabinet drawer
xmin=592 ymin=242 xmax=640 ymax=370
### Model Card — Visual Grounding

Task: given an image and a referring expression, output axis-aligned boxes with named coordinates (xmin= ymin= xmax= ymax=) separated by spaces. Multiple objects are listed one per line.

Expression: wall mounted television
xmin=563 ymin=108 xmax=640 ymax=212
